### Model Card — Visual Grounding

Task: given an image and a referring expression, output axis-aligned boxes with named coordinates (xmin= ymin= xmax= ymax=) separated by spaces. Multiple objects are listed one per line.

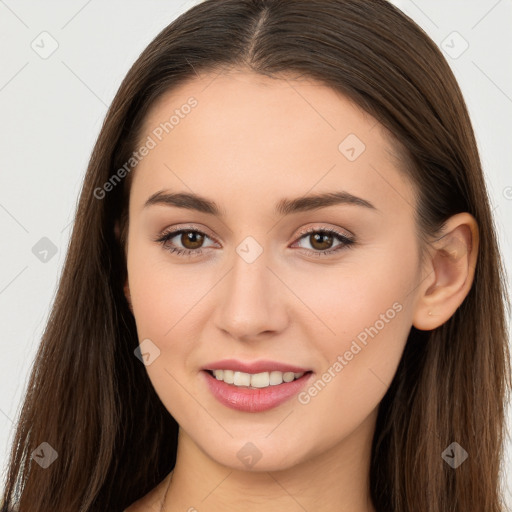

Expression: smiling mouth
xmin=204 ymin=369 xmax=313 ymax=389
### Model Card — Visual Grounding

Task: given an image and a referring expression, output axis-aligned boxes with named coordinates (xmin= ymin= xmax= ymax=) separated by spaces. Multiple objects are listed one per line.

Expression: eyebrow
xmin=143 ymin=190 xmax=377 ymax=216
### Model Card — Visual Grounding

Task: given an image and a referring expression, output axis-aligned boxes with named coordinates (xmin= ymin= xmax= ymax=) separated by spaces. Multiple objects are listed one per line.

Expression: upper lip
xmin=203 ymin=359 xmax=311 ymax=374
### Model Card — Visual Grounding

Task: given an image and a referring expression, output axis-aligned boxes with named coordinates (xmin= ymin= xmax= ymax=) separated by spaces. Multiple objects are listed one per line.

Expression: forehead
xmin=131 ymin=70 xmax=416 ymax=219
xmin=141 ymin=69 xmax=386 ymax=151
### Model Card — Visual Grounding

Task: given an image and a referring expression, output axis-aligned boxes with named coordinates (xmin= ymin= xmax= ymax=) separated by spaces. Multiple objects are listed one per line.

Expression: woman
xmin=1 ymin=0 xmax=510 ymax=511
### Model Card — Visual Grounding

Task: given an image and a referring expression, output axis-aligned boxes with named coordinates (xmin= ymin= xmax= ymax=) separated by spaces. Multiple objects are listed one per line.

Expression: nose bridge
xmin=214 ymin=235 xmax=287 ymax=339
xmin=231 ymin=237 xmax=269 ymax=296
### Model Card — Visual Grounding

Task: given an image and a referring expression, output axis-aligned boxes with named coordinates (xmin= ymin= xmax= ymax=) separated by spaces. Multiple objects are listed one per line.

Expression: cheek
xmin=127 ymin=235 xmax=210 ymax=338
xmin=295 ymin=241 xmax=416 ymax=392
xmin=295 ymin=239 xmax=416 ymax=354
xmin=126 ymin=246 xmax=206 ymax=425
xmin=295 ymin=315 xmax=411 ymax=469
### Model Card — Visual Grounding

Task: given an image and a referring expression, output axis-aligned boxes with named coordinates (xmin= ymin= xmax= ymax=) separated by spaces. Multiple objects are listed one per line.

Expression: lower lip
xmin=202 ymin=370 xmax=313 ymax=412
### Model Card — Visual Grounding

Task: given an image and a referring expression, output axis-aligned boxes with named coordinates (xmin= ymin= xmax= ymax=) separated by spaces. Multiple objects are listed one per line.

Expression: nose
xmin=213 ymin=243 xmax=289 ymax=342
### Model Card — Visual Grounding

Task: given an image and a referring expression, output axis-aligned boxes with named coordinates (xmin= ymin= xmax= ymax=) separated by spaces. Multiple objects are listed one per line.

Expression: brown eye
xmin=180 ymin=230 xmax=205 ymax=250
xmin=293 ymin=227 xmax=355 ymax=257
xmin=156 ymin=226 xmax=354 ymax=259
xmin=308 ymin=232 xmax=334 ymax=251
xmin=155 ymin=228 xmax=215 ymax=256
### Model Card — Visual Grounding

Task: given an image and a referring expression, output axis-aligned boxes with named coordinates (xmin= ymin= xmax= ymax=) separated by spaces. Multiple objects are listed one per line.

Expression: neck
xmin=161 ymin=409 xmax=378 ymax=512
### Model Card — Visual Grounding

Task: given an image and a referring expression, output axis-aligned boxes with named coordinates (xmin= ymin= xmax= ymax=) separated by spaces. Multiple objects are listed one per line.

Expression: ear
xmin=412 ymin=212 xmax=479 ymax=331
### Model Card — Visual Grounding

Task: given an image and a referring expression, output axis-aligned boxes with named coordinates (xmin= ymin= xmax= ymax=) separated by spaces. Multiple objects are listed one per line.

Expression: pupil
xmin=183 ymin=231 xmax=204 ymax=249
xmin=312 ymin=232 xmax=332 ymax=250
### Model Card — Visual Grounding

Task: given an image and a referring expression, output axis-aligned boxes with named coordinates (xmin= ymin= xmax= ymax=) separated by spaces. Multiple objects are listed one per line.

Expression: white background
xmin=1 ymin=0 xmax=511 ymax=505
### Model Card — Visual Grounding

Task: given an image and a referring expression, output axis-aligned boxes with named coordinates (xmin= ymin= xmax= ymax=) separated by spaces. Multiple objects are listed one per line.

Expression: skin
xmin=122 ymin=69 xmax=478 ymax=512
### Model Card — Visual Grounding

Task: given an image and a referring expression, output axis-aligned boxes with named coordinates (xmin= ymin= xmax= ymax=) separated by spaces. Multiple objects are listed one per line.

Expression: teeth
xmin=246 ymin=371 xmax=268 ymax=388
xmin=211 ymin=369 xmax=305 ymax=388
xmin=233 ymin=371 xmax=251 ymax=386
xmin=269 ymin=371 xmax=284 ymax=385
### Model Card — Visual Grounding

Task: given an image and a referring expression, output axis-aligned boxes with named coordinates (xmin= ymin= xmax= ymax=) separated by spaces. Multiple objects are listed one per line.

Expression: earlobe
xmin=412 ymin=213 xmax=479 ymax=331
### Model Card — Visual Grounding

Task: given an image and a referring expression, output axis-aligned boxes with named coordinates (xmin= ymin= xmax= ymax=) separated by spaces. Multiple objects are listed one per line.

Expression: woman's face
xmin=124 ymin=69 xmax=425 ymax=471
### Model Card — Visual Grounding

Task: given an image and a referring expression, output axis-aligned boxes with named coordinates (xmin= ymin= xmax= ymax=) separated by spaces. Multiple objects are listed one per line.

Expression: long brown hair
xmin=2 ymin=1 xmax=510 ymax=510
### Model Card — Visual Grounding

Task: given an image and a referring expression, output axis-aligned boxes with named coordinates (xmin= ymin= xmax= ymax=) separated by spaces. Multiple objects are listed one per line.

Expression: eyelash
xmin=154 ymin=225 xmax=355 ymax=259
